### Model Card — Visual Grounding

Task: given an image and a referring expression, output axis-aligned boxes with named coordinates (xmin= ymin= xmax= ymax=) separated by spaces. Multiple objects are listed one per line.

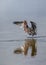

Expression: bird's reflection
xmin=14 ymin=38 xmax=37 ymax=56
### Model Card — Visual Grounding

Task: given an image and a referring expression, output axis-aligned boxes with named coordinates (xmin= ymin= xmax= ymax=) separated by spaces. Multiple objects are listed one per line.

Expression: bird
xmin=13 ymin=20 xmax=37 ymax=36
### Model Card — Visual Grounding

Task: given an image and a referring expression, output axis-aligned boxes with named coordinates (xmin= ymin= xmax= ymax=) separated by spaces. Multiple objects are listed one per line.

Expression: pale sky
xmin=0 ymin=0 xmax=46 ymax=21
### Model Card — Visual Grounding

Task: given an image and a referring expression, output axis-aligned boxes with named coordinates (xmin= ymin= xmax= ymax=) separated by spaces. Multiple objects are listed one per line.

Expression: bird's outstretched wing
xmin=30 ymin=21 xmax=37 ymax=29
xmin=13 ymin=21 xmax=23 ymax=25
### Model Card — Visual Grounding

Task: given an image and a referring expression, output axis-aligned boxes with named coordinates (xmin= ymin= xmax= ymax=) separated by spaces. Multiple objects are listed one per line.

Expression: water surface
xmin=0 ymin=19 xmax=46 ymax=65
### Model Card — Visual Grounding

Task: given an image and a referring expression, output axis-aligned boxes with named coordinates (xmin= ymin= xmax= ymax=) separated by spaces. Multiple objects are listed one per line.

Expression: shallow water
xmin=0 ymin=19 xmax=46 ymax=65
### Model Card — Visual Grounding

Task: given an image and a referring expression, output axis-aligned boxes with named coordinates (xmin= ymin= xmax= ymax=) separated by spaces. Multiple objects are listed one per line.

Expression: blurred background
xmin=0 ymin=0 xmax=46 ymax=65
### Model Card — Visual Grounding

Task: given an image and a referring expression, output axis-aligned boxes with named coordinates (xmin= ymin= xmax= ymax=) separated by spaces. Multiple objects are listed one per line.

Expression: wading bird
xmin=13 ymin=20 xmax=37 ymax=36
